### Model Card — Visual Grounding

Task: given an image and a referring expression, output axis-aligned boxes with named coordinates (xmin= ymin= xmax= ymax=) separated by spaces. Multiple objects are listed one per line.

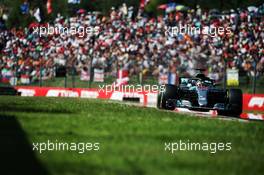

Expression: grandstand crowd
xmin=0 ymin=3 xmax=264 ymax=84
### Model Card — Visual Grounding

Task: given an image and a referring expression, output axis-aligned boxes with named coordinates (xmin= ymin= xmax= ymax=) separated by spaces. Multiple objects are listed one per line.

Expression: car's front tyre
xmin=218 ymin=88 xmax=243 ymax=117
xmin=157 ymin=84 xmax=178 ymax=110
xmin=228 ymin=89 xmax=243 ymax=117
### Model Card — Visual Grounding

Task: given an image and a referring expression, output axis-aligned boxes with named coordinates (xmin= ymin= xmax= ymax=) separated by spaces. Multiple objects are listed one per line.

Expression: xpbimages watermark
xmin=32 ymin=140 xmax=100 ymax=154
xmin=164 ymin=140 xmax=232 ymax=154
xmin=165 ymin=24 xmax=232 ymax=37
xmin=98 ymin=84 xmax=165 ymax=95
xmin=32 ymin=24 xmax=100 ymax=37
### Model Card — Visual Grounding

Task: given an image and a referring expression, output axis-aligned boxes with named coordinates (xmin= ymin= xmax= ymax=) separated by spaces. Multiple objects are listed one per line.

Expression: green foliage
xmin=0 ymin=0 xmax=263 ymax=28
xmin=143 ymin=0 xmax=263 ymax=15
xmin=145 ymin=0 xmax=167 ymax=16
xmin=1 ymin=0 xmax=26 ymax=28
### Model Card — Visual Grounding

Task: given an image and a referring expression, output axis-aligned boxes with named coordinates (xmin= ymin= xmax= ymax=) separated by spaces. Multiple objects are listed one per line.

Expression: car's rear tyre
xmin=217 ymin=89 xmax=243 ymax=117
xmin=157 ymin=84 xmax=178 ymax=110
xmin=228 ymin=89 xmax=243 ymax=117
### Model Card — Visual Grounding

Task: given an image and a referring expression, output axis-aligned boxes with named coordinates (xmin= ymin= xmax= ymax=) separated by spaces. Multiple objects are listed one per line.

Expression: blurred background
xmin=0 ymin=0 xmax=263 ymax=93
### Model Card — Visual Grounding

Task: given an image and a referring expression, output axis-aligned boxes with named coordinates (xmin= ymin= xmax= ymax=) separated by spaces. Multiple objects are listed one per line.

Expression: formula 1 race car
xmin=157 ymin=70 xmax=243 ymax=117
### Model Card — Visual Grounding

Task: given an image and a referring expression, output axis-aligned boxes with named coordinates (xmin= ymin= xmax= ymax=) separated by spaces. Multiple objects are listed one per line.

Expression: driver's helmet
xmin=187 ymin=79 xmax=196 ymax=87
xmin=191 ymin=80 xmax=196 ymax=86
xmin=196 ymin=80 xmax=203 ymax=88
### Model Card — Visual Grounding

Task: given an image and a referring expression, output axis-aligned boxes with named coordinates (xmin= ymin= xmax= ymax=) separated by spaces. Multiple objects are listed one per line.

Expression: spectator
xmin=0 ymin=3 xmax=263 ymax=84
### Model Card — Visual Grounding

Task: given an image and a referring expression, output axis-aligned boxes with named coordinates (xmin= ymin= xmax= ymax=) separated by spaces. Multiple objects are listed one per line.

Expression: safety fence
xmin=2 ymin=71 xmax=263 ymax=95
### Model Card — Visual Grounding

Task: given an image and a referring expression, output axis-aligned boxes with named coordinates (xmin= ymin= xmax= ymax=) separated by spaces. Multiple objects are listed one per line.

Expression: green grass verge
xmin=0 ymin=97 xmax=264 ymax=175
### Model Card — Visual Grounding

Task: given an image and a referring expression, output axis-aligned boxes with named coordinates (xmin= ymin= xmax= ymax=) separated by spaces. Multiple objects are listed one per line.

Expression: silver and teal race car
xmin=157 ymin=72 xmax=243 ymax=117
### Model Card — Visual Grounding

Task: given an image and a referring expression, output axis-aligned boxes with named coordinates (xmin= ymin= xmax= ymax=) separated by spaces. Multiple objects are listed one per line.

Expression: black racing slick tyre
xmin=228 ymin=89 xmax=243 ymax=117
xmin=157 ymin=84 xmax=178 ymax=110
